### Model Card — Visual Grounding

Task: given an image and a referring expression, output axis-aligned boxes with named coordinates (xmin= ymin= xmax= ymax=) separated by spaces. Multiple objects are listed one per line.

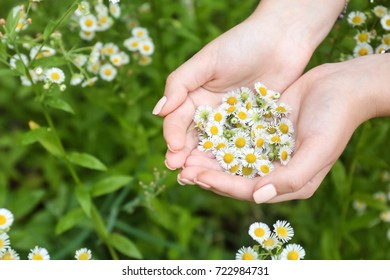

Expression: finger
xmin=184 ymin=154 xmax=221 ymax=170
xmin=163 ymin=98 xmax=196 ymax=152
xmin=165 ymin=129 xmax=198 ymax=170
xmin=155 ymin=52 xmax=215 ymax=116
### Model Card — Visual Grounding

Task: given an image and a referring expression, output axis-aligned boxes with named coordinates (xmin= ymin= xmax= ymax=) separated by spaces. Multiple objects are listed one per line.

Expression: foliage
xmin=0 ymin=0 xmax=389 ymax=260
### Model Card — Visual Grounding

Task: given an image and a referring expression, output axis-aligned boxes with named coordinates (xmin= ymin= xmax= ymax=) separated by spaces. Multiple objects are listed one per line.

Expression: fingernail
xmin=194 ymin=180 xmax=211 ymax=189
xmin=165 ymin=160 xmax=176 ymax=171
xmin=152 ymin=96 xmax=167 ymax=115
xmin=177 ymin=176 xmax=193 ymax=186
xmin=253 ymin=184 xmax=277 ymax=204
xmin=167 ymin=144 xmax=178 ymax=153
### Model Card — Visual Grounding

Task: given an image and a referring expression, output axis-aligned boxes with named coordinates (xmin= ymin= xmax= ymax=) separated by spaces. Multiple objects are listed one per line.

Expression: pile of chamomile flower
xmin=194 ymin=82 xmax=295 ymax=178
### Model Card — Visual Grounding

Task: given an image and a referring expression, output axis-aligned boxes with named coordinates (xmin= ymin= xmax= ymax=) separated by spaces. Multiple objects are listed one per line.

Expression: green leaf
xmin=67 ymin=152 xmax=107 ymax=171
xmin=330 ymin=160 xmax=347 ymax=200
xmin=110 ymin=233 xmax=142 ymax=259
xmin=91 ymin=175 xmax=133 ymax=197
xmin=27 ymin=121 xmax=63 ymax=157
xmin=344 ymin=212 xmax=381 ymax=232
xmin=75 ymin=186 xmax=92 ymax=217
xmin=0 ymin=69 xmax=20 ymax=77
xmin=44 ymin=96 xmax=75 ymax=114
xmin=43 ymin=20 xmax=58 ymax=42
xmin=55 ymin=208 xmax=85 ymax=235
xmin=20 ymin=127 xmax=49 ymax=145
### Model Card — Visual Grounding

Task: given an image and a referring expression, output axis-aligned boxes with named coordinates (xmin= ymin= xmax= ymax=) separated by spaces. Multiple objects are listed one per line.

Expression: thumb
xmin=252 ymin=136 xmax=335 ymax=203
xmin=153 ymin=52 xmax=214 ymax=116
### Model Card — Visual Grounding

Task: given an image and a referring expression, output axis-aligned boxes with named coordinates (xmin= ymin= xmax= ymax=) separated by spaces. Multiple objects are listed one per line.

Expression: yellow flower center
xmin=276 ymin=106 xmax=287 ymax=113
xmin=78 ymin=253 xmax=89 ymax=260
xmin=245 ymin=153 xmax=256 ymax=164
xmin=143 ymin=45 xmax=150 ymax=51
xmin=357 ymin=33 xmax=368 ymax=42
xmin=359 ymin=48 xmax=368 ymax=56
xmin=386 ymin=19 xmax=390 ymax=27
xmin=227 ymin=97 xmax=237 ymax=105
xmin=256 ymin=138 xmax=264 ymax=148
xmin=85 ymin=18 xmax=94 ymax=27
xmin=259 ymin=87 xmax=267 ymax=96
xmin=246 ymin=102 xmax=252 ymax=110
xmin=0 ymin=215 xmax=6 ymax=225
xmin=210 ymin=126 xmax=219 ymax=135
xmin=203 ymin=141 xmax=213 ymax=149
xmin=287 ymin=251 xmax=299 ymax=260
xmin=33 ymin=254 xmax=44 ymax=260
xmin=0 ymin=240 xmax=3 ymax=248
xmin=279 ymin=123 xmax=289 ymax=134
xmin=1 ymin=252 xmax=14 ymax=260
xmin=352 ymin=16 xmax=362 ymax=25
xmin=271 ymin=135 xmax=281 ymax=143
xmin=216 ymin=143 xmax=226 ymax=150
xmin=104 ymin=68 xmax=112 ymax=76
xmin=263 ymin=112 xmax=272 ymax=118
xmin=235 ymin=137 xmax=246 ymax=148
xmin=214 ymin=112 xmax=222 ymax=122
xmin=16 ymin=22 xmax=23 ymax=30
xmin=51 ymin=72 xmax=60 ymax=81
xmin=256 ymin=124 xmax=265 ymax=130
xmin=131 ymin=41 xmax=139 ymax=47
xmin=383 ymin=36 xmax=390 ymax=45
xmin=229 ymin=165 xmax=239 ymax=173
xmin=238 ymin=111 xmax=247 ymax=120
xmin=277 ymin=227 xmax=287 ymax=237
xmin=260 ymin=165 xmax=270 ymax=174
xmin=223 ymin=153 xmax=234 ymax=164
xmin=254 ymin=228 xmax=265 ymax=237
xmin=100 ymin=16 xmax=108 ymax=24
xmin=227 ymin=106 xmax=236 ymax=113
xmin=242 ymin=167 xmax=253 ymax=176
xmin=137 ymin=31 xmax=144 ymax=37
xmin=113 ymin=57 xmax=120 ymax=64
xmin=263 ymin=238 xmax=275 ymax=248
xmin=281 ymin=150 xmax=288 ymax=161
xmin=242 ymin=252 xmax=255 ymax=260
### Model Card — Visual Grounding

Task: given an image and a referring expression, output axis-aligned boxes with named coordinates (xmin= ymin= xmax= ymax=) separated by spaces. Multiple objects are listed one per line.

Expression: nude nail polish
xmin=253 ymin=184 xmax=277 ymax=204
xmin=152 ymin=96 xmax=167 ymax=115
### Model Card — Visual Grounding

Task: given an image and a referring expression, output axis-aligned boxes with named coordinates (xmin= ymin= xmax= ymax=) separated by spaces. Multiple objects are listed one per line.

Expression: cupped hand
xmin=181 ymin=54 xmax=387 ymax=203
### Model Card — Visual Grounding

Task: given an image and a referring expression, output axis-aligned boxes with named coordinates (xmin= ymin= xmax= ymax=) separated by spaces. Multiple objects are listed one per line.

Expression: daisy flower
xmin=110 ymin=0 xmax=120 ymax=4
xmin=87 ymin=61 xmax=101 ymax=75
xmin=139 ymin=55 xmax=152 ymax=66
xmin=205 ymin=121 xmax=223 ymax=137
xmin=354 ymin=30 xmax=372 ymax=44
xmin=235 ymin=246 xmax=258 ymax=260
xmin=75 ymin=248 xmax=92 ymax=260
xmin=347 ymin=11 xmax=367 ymax=27
xmin=381 ymin=14 xmax=390 ymax=31
xmin=28 ymin=246 xmax=50 ymax=260
xmin=380 ymin=210 xmax=390 ymax=223
xmin=198 ymin=137 xmax=216 ymax=152
xmin=254 ymin=81 xmax=271 ymax=99
xmin=248 ymin=222 xmax=271 ymax=243
xmin=139 ymin=40 xmax=155 ymax=56
xmin=45 ymin=67 xmax=65 ymax=84
xmin=278 ymin=118 xmax=294 ymax=135
xmin=239 ymin=87 xmax=253 ymax=103
xmin=124 ymin=37 xmax=140 ymax=52
xmin=94 ymin=3 xmax=108 ymax=15
xmin=210 ymin=108 xmax=227 ymax=124
xmin=253 ymin=132 xmax=267 ymax=150
xmin=227 ymin=164 xmax=241 ymax=175
xmin=132 ymin=27 xmax=149 ymax=39
xmin=29 ymin=46 xmax=56 ymax=60
xmin=214 ymin=137 xmax=228 ymax=152
xmin=75 ymin=1 xmax=90 ymax=17
xmin=382 ymin=34 xmax=390 ymax=46
xmin=235 ymin=107 xmax=251 ymax=124
xmin=109 ymin=3 xmax=121 ymax=18
xmin=240 ymin=148 xmax=261 ymax=168
xmin=273 ymin=103 xmax=292 ymax=117
xmin=0 ymin=232 xmax=11 ymax=253
xmin=70 ymin=73 xmax=84 ymax=86
xmin=280 ymin=244 xmax=305 ymax=260
xmin=102 ymin=43 xmax=119 ymax=56
xmin=9 ymin=53 xmax=29 ymax=69
xmin=79 ymin=14 xmax=98 ymax=32
xmin=273 ymin=220 xmax=294 ymax=243
xmin=261 ymin=234 xmax=279 ymax=251
xmin=73 ymin=55 xmax=88 ymax=67
xmin=216 ymin=147 xmax=239 ymax=170
xmin=96 ymin=13 xmax=113 ymax=31
xmin=0 ymin=208 xmax=14 ymax=230
xmin=352 ymin=200 xmax=367 ymax=213
xmin=99 ymin=63 xmax=117 ymax=81
xmin=231 ymin=131 xmax=250 ymax=150
xmin=0 ymin=248 xmax=20 ymax=260
xmin=257 ymin=159 xmax=274 ymax=177
xmin=110 ymin=53 xmax=126 ymax=67
xmin=373 ymin=5 xmax=388 ymax=18
xmin=353 ymin=43 xmax=374 ymax=57
xmin=81 ymin=76 xmax=98 ymax=87
xmin=241 ymin=166 xmax=257 ymax=178
xmin=373 ymin=191 xmax=387 ymax=203
xmin=223 ymin=90 xmax=241 ymax=106
xmin=278 ymin=146 xmax=292 ymax=166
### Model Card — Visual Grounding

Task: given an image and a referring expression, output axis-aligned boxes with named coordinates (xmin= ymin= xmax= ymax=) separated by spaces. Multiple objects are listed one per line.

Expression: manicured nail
xmin=194 ymin=180 xmax=211 ymax=189
xmin=253 ymin=184 xmax=277 ymax=204
xmin=165 ymin=160 xmax=176 ymax=171
xmin=152 ymin=96 xmax=167 ymax=115
xmin=177 ymin=175 xmax=193 ymax=186
xmin=167 ymin=144 xmax=178 ymax=153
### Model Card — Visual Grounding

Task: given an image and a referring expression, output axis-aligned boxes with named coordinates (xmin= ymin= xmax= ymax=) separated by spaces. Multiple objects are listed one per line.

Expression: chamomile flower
xmin=45 ymin=67 xmax=65 ymax=84
xmin=132 ymin=27 xmax=149 ymax=39
xmin=75 ymin=248 xmax=92 ymax=260
xmin=273 ymin=220 xmax=294 ymax=243
xmin=216 ymin=147 xmax=239 ymax=169
xmin=30 ymin=46 xmax=56 ymax=60
xmin=109 ymin=3 xmax=121 ymax=18
xmin=0 ymin=233 xmax=10 ymax=253
xmin=347 ymin=11 xmax=367 ymax=27
xmin=278 ymin=146 xmax=292 ymax=166
xmin=198 ymin=137 xmax=216 ymax=152
xmin=94 ymin=3 xmax=108 ymax=15
xmin=223 ymin=90 xmax=241 ymax=106
xmin=381 ymin=14 xmax=390 ymax=31
xmin=380 ymin=210 xmax=390 ymax=223
xmin=352 ymin=200 xmax=367 ymax=213
xmin=382 ymin=34 xmax=390 ymax=46
xmin=73 ymin=55 xmax=88 ymax=67
xmin=227 ymin=164 xmax=241 ymax=175
xmin=373 ymin=5 xmax=388 ymax=18
xmin=261 ymin=234 xmax=279 ymax=251
xmin=139 ymin=55 xmax=152 ymax=66
xmin=373 ymin=191 xmax=387 ymax=203
xmin=235 ymin=107 xmax=251 ymax=124
xmin=376 ymin=44 xmax=386 ymax=54
xmin=81 ymin=76 xmax=98 ymax=87
xmin=257 ymin=159 xmax=274 ymax=177
xmin=241 ymin=148 xmax=261 ymax=168
xmin=205 ymin=121 xmax=223 ymax=137
xmin=110 ymin=53 xmax=126 ymax=67
xmin=194 ymin=105 xmax=213 ymax=127
xmin=70 ymin=73 xmax=84 ymax=86
xmin=96 ymin=13 xmax=113 ymax=31
xmin=273 ymin=103 xmax=292 ymax=117
xmin=280 ymin=244 xmax=305 ymax=260
xmin=248 ymin=222 xmax=271 ymax=243
xmin=239 ymin=87 xmax=253 ymax=102
xmin=138 ymin=40 xmax=154 ymax=56
xmin=354 ymin=30 xmax=372 ymax=43
xmin=9 ymin=53 xmax=29 ymax=69
xmin=75 ymin=1 xmax=90 ymax=17
xmin=0 ymin=248 xmax=20 ymax=260
xmin=253 ymin=131 xmax=267 ymax=150
xmin=0 ymin=208 xmax=14 ymax=230
xmin=124 ymin=37 xmax=140 ymax=51
xmin=79 ymin=14 xmax=98 ymax=32
xmin=353 ymin=43 xmax=374 ymax=57
xmin=278 ymin=118 xmax=294 ymax=135
xmin=232 ymin=131 xmax=250 ymax=150
xmin=254 ymin=82 xmax=271 ymax=99
xmin=28 ymin=246 xmax=50 ymax=260
xmin=214 ymin=137 xmax=229 ymax=152
xmin=99 ymin=63 xmax=117 ymax=81
xmin=210 ymin=108 xmax=227 ymax=124
xmin=235 ymin=246 xmax=258 ymax=260
xmin=241 ymin=166 xmax=257 ymax=178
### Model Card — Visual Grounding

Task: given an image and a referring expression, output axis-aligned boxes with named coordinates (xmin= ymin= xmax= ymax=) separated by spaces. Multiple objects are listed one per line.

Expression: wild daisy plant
xmin=0 ymin=207 xmax=94 ymax=260
xmin=343 ymin=2 xmax=390 ymax=59
xmin=235 ymin=220 xmax=305 ymax=260
xmin=194 ymin=82 xmax=295 ymax=178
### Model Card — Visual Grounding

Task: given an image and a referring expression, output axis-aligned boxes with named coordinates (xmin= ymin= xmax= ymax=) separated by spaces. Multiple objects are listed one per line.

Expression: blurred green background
xmin=0 ymin=0 xmax=390 ymax=260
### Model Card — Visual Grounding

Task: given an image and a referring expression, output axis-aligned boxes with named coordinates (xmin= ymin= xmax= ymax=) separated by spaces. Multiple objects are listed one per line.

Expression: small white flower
xmin=347 ymin=11 xmax=367 ymax=27
xmin=380 ymin=210 xmax=390 ymax=223
xmin=382 ymin=34 xmax=390 ymax=46
xmin=240 ymin=148 xmax=261 ymax=168
xmin=45 ymin=67 xmax=65 ymax=84
xmin=254 ymin=81 xmax=271 ymax=99
xmin=210 ymin=108 xmax=227 ymax=124
xmin=248 ymin=222 xmax=271 ymax=243
xmin=278 ymin=146 xmax=292 ymax=166
xmin=99 ymin=63 xmax=117 ymax=81
xmin=0 ymin=208 xmax=14 ymax=230
xmin=235 ymin=246 xmax=258 ymax=260
xmin=138 ymin=40 xmax=155 ymax=56
xmin=280 ymin=244 xmax=305 ymax=260
xmin=216 ymin=147 xmax=239 ymax=170
xmin=79 ymin=30 xmax=95 ymax=41
xmin=9 ymin=53 xmax=29 ymax=69
xmin=273 ymin=220 xmax=294 ymax=243
xmin=223 ymin=89 xmax=241 ymax=106
xmin=352 ymin=200 xmax=367 ymax=213
xmin=124 ymin=37 xmax=140 ymax=52
xmin=96 ymin=14 xmax=113 ymax=31
xmin=354 ymin=30 xmax=372 ymax=44
xmin=81 ymin=77 xmax=98 ymax=87
xmin=75 ymin=1 xmax=90 ymax=17
xmin=109 ymin=3 xmax=121 ymax=18
xmin=198 ymin=137 xmax=216 ymax=152
xmin=0 ymin=232 xmax=11 ymax=253
xmin=261 ymin=234 xmax=280 ymax=251
xmin=381 ymin=14 xmax=390 ymax=31
xmin=353 ymin=43 xmax=374 ymax=57
xmin=0 ymin=248 xmax=20 ymax=260
xmin=231 ymin=131 xmax=250 ymax=150
xmin=30 ymin=46 xmax=56 ymax=60
xmin=256 ymin=159 xmax=274 ymax=177
xmin=70 ymin=73 xmax=84 ymax=86
xmin=75 ymin=248 xmax=92 ymax=260
xmin=28 ymin=246 xmax=50 ymax=260
xmin=205 ymin=121 xmax=223 ymax=137
xmin=109 ymin=0 xmax=120 ymax=4
xmin=132 ymin=27 xmax=149 ymax=38
xmin=73 ymin=55 xmax=88 ymax=67
xmin=102 ymin=42 xmax=119 ymax=56
xmin=79 ymin=14 xmax=98 ymax=32
xmin=373 ymin=5 xmax=388 ymax=18
xmin=139 ymin=55 xmax=152 ymax=66
xmin=94 ymin=3 xmax=108 ymax=16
